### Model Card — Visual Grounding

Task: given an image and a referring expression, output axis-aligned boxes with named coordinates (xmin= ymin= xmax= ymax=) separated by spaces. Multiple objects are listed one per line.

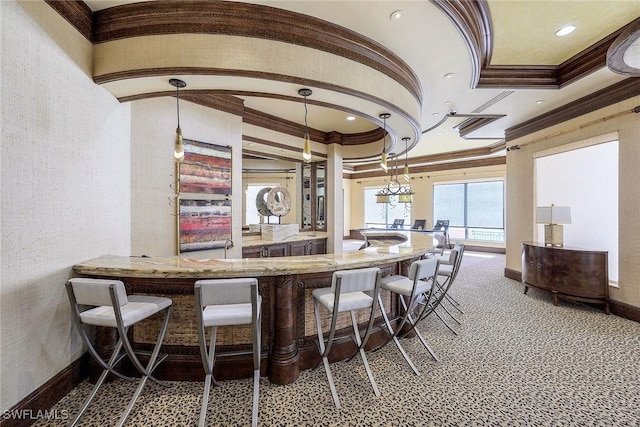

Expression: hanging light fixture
xmin=376 ymin=149 xmax=414 ymax=206
xmin=169 ymin=78 xmax=187 ymax=162
xmin=402 ymin=137 xmax=411 ymax=182
xmin=299 ymin=88 xmax=313 ymax=163
xmin=379 ymin=113 xmax=390 ymax=172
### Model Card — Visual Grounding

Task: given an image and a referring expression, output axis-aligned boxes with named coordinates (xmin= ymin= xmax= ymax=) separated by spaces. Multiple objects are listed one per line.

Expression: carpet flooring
xmin=35 ymin=253 xmax=640 ymax=426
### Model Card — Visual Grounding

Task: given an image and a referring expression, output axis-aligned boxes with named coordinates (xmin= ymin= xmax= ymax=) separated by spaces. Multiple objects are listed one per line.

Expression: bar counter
xmin=73 ymin=231 xmax=436 ymax=385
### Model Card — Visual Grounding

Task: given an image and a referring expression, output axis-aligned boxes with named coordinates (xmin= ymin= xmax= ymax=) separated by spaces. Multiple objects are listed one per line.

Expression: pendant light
xmin=170 ymin=78 xmax=187 ymax=162
xmin=402 ymin=137 xmax=411 ymax=182
xmin=299 ymin=88 xmax=313 ymax=163
xmin=379 ymin=113 xmax=390 ymax=172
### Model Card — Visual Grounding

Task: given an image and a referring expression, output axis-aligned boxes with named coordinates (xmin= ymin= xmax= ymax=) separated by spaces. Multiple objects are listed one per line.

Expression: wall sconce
xmin=169 ymin=78 xmax=187 ymax=162
xmin=506 ymin=145 xmax=520 ymax=152
xmin=536 ymin=204 xmax=571 ymax=247
xmin=379 ymin=113 xmax=390 ymax=172
xmin=298 ymin=88 xmax=313 ymax=163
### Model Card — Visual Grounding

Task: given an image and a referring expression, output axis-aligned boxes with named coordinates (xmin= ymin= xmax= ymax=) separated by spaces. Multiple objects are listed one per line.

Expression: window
xmin=364 ymin=187 xmax=411 ymax=228
xmin=433 ymin=180 xmax=504 ymax=242
xmin=535 ymin=140 xmax=618 ymax=283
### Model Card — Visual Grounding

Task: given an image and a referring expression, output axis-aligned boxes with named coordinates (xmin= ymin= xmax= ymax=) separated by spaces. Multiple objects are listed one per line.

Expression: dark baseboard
xmin=504 ymin=267 xmax=522 ymax=282
xmin=610 ymin=299 xmax=640 ymax=323
xmin=504 ymin=268 xmax=639 ymax=323
xmin=465 ymin=245 xmax=506 ymax=254
xmin=0 ymin=355 xmax=89 ymax=427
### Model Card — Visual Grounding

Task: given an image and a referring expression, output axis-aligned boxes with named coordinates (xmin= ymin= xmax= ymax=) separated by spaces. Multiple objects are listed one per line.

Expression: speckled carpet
xmin=35 ymin=253 xmax=640 ymax=426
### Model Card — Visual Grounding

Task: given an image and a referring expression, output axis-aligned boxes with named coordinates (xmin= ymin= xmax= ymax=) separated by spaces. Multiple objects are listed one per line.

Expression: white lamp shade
xmin=536 ymin=206 xmax=571 ymax=224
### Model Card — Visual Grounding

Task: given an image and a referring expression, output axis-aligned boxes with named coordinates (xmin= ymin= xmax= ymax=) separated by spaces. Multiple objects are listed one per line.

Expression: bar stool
xmin=312 ymin=267 xmax=382 ymax=410
xmin=65 ymin=278 xmax=172 ymax=427
xmin=377 ymin=257 xmax=440 ymax=374
xmin=194 ymin=278 xmax=261 ymax=427
xmin=432 ymin=244 xmax=465 ymax=333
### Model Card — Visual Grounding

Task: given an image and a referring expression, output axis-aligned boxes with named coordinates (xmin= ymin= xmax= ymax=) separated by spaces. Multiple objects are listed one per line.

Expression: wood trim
xmin=348 ymin=156 xmax=505 ymax=179
xmin=242 ymin=149 xmax=301 ymax=163
xmin=45 ymin=0 xmax=93 ymax=42
xmin=98 ymin=68 xmax=420 ymax=139
xmin=606 ymin=17 xmax=640 ymax=77
xmin=0 ymin=355 xmax=88 ymax=427
xmin=433 ymin=1 xmax=638 ymax=89
xmin=431 ymin=0 xmax=492 ymax=87
xmin=120 ymin=88 xmax=385 ymax=146
xmin=504 ymin=268 xmax=522 ymax=282
xmin=505 ymin=78 xmax=640 ymax=141
xmin=243 ymin=108 xmax=326 ymax=143
xmin=456 ymin=115 xmax=506 ymax=137
xmin=91 ymin=1 xmax=421 ymax=102
xmin=180 ymin=93 xmax=245 ymax=117
xmin=117 ymin=91 xmax=246 ymax=117
xmin=558 ymin=32 xmax=617 ymax=86
xmin=478 ymin=65 xmax=559 ymax=89
xmin=352 ymin=142 xmax=505 ymax=172
xmin=464 ymin=245 xmax=505 ymax=254
xmin=610 ymin=299 xmax=640 ymax=323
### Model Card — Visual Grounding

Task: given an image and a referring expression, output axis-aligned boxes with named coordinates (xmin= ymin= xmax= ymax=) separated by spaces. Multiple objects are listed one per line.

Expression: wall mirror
xmin=301 ymin=163 xmax=312 ymax=230
xmin=316 ymin=163 xmax=326 ymax=231
xmin=299 ymin=162 xmax=326 ymax=231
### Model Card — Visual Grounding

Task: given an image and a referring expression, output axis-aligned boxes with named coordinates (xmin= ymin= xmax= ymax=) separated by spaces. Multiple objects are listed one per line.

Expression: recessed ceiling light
xmin=432 ymin=113 xmax=440 ymax=116
xmin=444 ymin=73 xmax=455 ymax=79
xmin=390 ymin=10 xmax=403 ymax=20
xmin=437 ymin=132 xmax=444 ymax=136
xmin=555 ymin=25 xmax=576 ymax=36
xmin=535 ymin=99 xmax=545 ymax=105
xmin=346 ymin=116 xmax=356 ymax=121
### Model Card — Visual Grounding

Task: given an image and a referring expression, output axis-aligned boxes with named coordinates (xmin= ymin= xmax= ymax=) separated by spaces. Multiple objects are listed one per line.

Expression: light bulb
xmin=174 ymin=126 xmax=184 ymax=161
xmin=302 ymin=134 xmax=312 ymax=163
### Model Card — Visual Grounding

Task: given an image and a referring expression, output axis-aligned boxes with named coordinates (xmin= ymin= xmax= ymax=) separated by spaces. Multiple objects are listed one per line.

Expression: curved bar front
xmin=73 ymin=231 xmax=435 ymax=385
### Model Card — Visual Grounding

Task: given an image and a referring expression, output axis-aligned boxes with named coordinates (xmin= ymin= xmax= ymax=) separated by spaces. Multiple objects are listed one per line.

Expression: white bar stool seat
xmin=65 ymin=278 xmax=172 ymax=427
xmin=194 ymin=278 xmax=262 ymax=427
xmin=377 ymin=258 xmax=440 ymax=374
xmin=312 ymin=267 xmax=382 ymax=410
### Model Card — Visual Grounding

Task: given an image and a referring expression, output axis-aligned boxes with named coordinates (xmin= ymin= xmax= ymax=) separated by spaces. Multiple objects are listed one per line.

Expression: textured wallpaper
xmin=1 ymin=1 xmax=131 ymax=410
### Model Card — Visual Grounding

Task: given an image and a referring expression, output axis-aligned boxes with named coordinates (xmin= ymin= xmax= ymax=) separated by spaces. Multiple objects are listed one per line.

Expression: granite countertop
xmin=242 ymin=231 xmax=329 ymax=248
xmin=73 ymin=231 xmax=436 ymax=279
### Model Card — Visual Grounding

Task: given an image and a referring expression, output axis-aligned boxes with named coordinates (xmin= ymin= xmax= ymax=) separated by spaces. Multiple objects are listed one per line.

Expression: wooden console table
xmin=521 ymin=242 xmax=610 ymax=314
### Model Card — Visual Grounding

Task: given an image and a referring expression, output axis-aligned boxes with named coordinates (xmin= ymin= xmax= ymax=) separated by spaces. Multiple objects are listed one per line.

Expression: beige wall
xmin=348 ymin=164 xmax=506 ymax=248
xmin=505 ymin=97 xmax=640 ymax=308
xmin=130 ymin=98 xmax=244 ymax=259
xmin=1 ymin=1 xmax=131 ymax=410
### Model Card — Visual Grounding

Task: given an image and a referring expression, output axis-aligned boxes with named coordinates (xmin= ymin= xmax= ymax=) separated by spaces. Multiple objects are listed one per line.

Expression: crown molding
xmin=505 ymin=78 xmax=640 ymax=141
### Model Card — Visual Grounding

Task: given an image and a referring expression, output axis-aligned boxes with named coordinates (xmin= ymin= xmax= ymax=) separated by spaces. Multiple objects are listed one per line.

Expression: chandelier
xmin=376 ymin=152 xmax=414 ymax=204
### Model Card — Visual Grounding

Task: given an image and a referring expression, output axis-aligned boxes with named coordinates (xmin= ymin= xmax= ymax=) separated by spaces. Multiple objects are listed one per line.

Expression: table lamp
xmin=536 ymin=204 xmax=571 ymax=247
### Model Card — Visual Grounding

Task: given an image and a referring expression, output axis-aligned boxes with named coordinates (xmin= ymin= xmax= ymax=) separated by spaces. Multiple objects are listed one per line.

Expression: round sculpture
xmin=266 ymin=186 xmax=292 ymax=217
xmin=255 ymin=187 xmax=272 ymax=216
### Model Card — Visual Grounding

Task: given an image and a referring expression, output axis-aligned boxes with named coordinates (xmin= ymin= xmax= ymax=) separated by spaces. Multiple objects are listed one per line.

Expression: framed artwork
xmin=179 ymin=139 xmax=231 ymax=195
xmin=178 ymin=197 xmax=232 ymax=253
xmin=176 ymin=139 xmax=232 ymax=253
